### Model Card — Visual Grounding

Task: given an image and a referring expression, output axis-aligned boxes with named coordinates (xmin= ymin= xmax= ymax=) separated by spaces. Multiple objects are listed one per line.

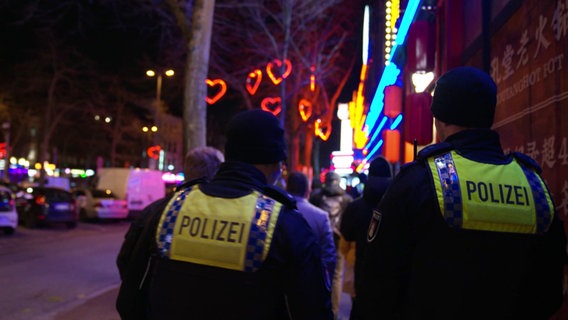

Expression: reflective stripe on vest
xmin=427 ymin=151 xmax=554 ymax=234
xmin=155 ymin=186 xmax=282 ymax=272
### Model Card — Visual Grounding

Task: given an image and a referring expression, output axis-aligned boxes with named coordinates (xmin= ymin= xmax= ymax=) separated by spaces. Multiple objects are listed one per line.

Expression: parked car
xmin=0 ymin=185 xmax=17 ymax=235
xmin=72 ymin=188 xmax=128 ymax=221
xmin=18 ymin=187 xmax=78 ymax=229
xmin=0 ymin=182 xmax=27 ymax=217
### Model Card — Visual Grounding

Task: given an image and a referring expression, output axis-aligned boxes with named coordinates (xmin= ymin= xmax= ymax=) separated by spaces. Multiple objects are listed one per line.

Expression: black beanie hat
xmin=225 ymin=109 xmax=287 ymax=164
xmin=367 ymin=156 xmax=392 ymax=186
xmin=430 ymin=66 xmax=497 ymax=128
xmin=368 ymin=156 xmax=392 ymax=178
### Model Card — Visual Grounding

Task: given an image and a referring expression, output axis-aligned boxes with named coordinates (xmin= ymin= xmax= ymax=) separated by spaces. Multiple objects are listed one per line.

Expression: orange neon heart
xmin=298 ymin=99 xmax=312 ymax=122
xmin=266 ymin=59 xmax=292 ymax=85
xmin=147 ymin=145 xmax=161 ymax=160
xmin=246 ymin=69 xmax=262 ymax=95
xmin=314 ymin=118 xmax=331 ymax=141
xmin=205 ymin=79 xmax=227 ymax=104
xmin=260 ymin=97 xmax=282 ymax=116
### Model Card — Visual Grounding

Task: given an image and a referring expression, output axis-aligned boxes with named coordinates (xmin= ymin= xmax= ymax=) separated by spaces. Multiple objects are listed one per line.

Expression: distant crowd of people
xmin=115 ymin=66 xmax=567 ymax=320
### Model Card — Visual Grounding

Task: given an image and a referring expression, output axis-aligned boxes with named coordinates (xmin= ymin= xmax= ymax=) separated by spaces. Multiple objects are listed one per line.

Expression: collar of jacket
xmin=200 ymin=161 xmax=268 ymax=198
xmin=444 ymin=129 xmax=508 ymax=164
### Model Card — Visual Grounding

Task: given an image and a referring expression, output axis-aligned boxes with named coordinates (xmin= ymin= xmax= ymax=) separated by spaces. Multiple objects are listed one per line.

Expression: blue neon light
xmin=363 ymin=0 xmax=422 ymax=162
xmin=366 ymin=115 xmax=388 ymax=148
xmin=364 ymin=63 xmax=399 ymax=130
xmin=390 ymin=114 xmax=403 ymax=130
xmin=393 ymin=0 xmax=422 ymax=47
xmin=366 ymin=139 xmax=384 ymax=159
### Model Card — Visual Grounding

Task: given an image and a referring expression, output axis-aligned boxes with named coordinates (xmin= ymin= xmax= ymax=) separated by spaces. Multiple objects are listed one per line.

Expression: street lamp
xmin=142 ymin=125 xmax=158 ymax=133
xmin=146 ymin=69 xmax=174 ymax=105
xmin=146 ymin=69 xmax=173 ymax=171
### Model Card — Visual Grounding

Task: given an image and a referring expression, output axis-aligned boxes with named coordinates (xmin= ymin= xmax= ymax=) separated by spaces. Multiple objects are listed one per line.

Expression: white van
xmin=96 ymin=168 xmax=166 ymax=219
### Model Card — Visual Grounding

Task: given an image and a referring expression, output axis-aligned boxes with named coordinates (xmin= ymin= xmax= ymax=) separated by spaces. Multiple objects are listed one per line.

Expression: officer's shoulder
xmin=262 ymin=185 xmax=297 ymax=209
xmin=512 ymin=152 xmax=542 ymax=174
xmin=175 ymin=177 xmax=207 ymax=192
xmin=416 ymin=142 xmax=453 ymax=161
xmin=393 ymin=143 xmax=453 ymax=176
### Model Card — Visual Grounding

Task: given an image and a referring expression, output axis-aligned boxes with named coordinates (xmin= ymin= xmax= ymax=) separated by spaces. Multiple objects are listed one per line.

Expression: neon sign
xmin=298 ymin=99 xmax=313 ymax=122
xmin=246 ymin=69 xmax=262 ymax=95
xmin=315 ymin=118 xmax=331 ymax=141
xmin=205 ymin=79 xmax=227 ymax=104
xmin=147 ymin=145 xmax=161 ymax=160
xmin=266 ymin=59 xmax=292 ymax=85
xmin=260 ymin=97 xmax=282 ymax=116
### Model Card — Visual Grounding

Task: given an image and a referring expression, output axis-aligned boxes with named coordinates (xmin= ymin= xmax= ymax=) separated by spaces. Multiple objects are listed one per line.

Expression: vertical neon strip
xmin=363 ymin=5 xmax=369 ymax=64
xmin=391 ymin=0 xmax=420 ymax=48
xmin=365 ymin=63 xmax=400 ymax=131
xmin=310 ymin=74 xmax=315 ymax=91
xmin=352 ymin=5 xmax=371 ymax=150
xmin=364 ymin=0 xmax=421 ymax=161
xmin=158 ymin=149 xmax=165 ymax=171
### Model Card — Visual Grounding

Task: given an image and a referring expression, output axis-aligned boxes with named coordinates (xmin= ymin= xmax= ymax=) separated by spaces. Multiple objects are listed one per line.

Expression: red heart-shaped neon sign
xmin=314 ymin=118 xmax=331 ymax=141
xmin=298 ymin=99 xmax=312 ymax=122
xmin=266 ymin=59 xmax=292 ymax=85
xmin=261 ymin=97 xmax=282 ymax=116
xmin=147 ymin=145 xmax=161 ymax=160
xmin=246 ymin=69 xmax=262 ymax=95
xmin=205 ymin=79 xmax=227 ymax=104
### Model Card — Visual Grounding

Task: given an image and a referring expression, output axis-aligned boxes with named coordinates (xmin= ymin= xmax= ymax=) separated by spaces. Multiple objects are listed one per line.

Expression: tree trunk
xmin=278 ymin=1 xmax=292 ymax=129
xmin=304 ymin=126 xmax=313 ymax=171
xmin=312 ymin=138 xmax=321 ymax=187
xmin=183 ymin=0 xmax=215 ymax=164
xmin=39 ymin=71 xmax=59 ymax=187
xmin=287 ymin=95 xmax=298 ymax=171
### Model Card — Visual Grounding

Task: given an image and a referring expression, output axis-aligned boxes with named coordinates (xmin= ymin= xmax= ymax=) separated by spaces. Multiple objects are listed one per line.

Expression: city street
xmin=0 ymin=220 xmax=353 ymax=320
xmin=0 ymin=221 xmax=128 ymax=320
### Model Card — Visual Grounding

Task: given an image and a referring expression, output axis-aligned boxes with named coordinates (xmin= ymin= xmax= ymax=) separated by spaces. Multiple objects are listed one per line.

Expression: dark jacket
xmin=116 ymin=161 xmax=332 ymax=320
xmin=339 ymin=173 xmax=391 ymax=298
xmin=309 ymin=184 xmax=353 ymax=246
xmin=355 ymin=129 xmax=567 ymax=320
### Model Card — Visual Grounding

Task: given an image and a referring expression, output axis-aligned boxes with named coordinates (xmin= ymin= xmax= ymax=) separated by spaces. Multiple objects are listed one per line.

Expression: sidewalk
xmin=52 ymin=286 xmax=120 ymax=320
xmin=52 ymin=285 xmax=352 ymax=320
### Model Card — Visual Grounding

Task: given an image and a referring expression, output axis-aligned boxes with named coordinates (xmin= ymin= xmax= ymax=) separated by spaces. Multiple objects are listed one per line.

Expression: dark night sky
xmin=0 ymin=0 xmax=369 ymax=169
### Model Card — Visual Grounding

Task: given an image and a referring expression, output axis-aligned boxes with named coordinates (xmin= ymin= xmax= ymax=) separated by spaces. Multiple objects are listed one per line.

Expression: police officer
xmin=116 ymin=109 xmax=332 ymax=319
xmin=116 ymin=146 xmax=224 ymax=283
xmin=355 ymin=66 xmax=567 ymax=320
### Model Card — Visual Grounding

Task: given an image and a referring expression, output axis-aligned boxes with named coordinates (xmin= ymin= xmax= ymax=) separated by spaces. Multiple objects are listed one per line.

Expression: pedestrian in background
xmin=117 ymin=109 xmax=332 ymax=319
xmin=310 ymin=170 xmax=353 ymax=318
xmin=339 ymin=156 xmax=392 ymax=318
xmin=183 ymin=146 xmax=225 ymax=181
xmin=287 ymin=171 xmax=337 ymax=284
xmin=355 ymin=66 xmax=567 ymax=319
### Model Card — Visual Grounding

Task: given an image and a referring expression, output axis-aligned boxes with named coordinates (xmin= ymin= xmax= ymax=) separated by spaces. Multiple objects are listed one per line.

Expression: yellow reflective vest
xmin=156 ymin=185 xmax=282 ymax=272
xmin=427 ymin=151 xmax=554 ymax=234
